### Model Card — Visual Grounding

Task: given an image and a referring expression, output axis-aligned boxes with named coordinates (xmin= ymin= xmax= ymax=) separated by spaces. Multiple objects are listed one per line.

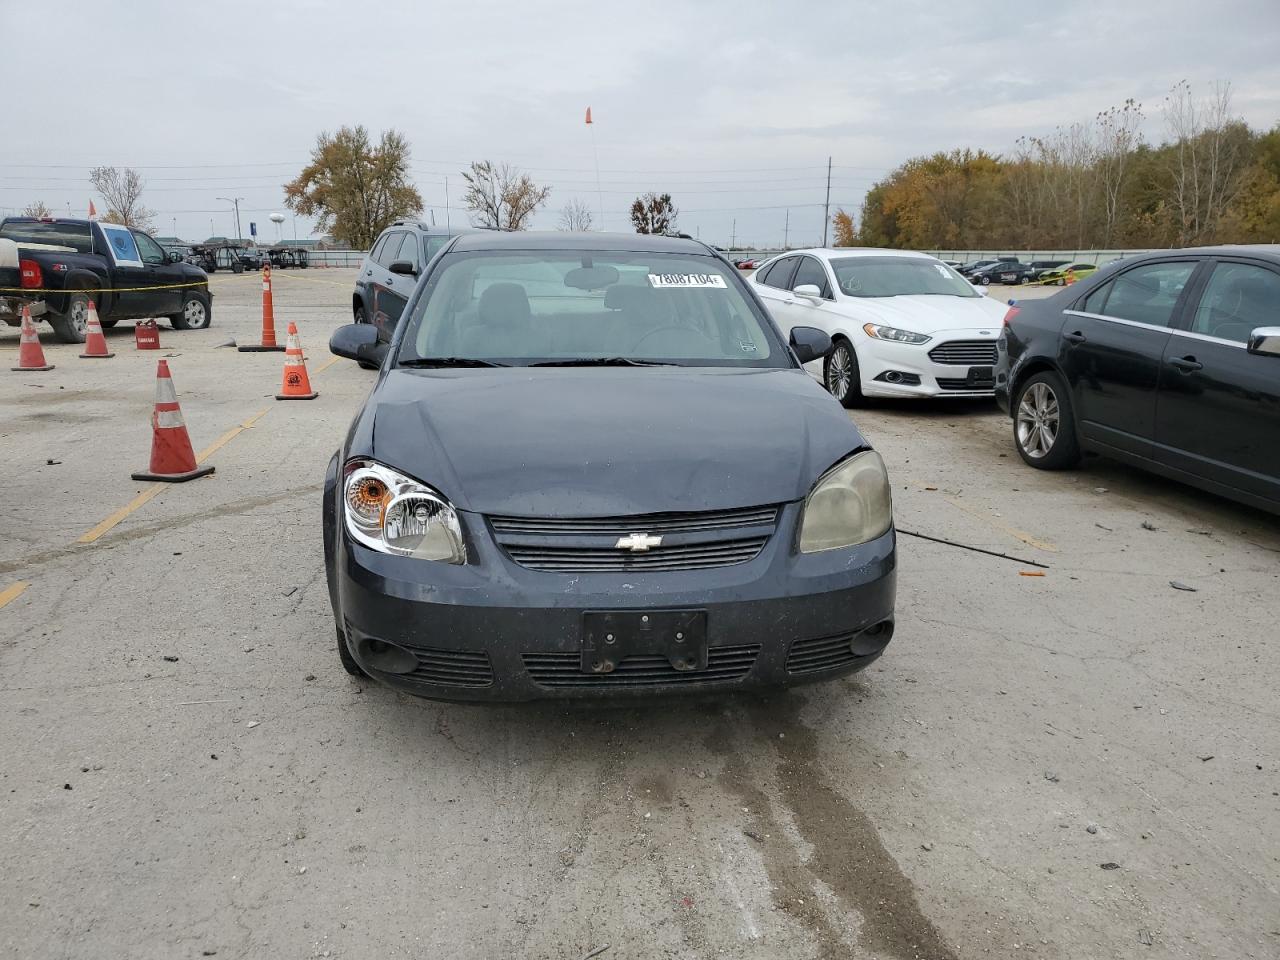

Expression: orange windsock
xmin=10 ymin=304 xmax=55 ymax=372
xmin=88 ymin=200 xmax=97 ymax=220
xmin=79 ymin=301 xmax=115 ymax=358
xmin=585 ymin=106 xmax=593 ymax=124
xmin=238 ymin=262 xmax=285 ymax=351
xmin=130 ymin=359 xmax=214 ymax=483
xmin=275 ymin=322 xmax=318 ymax=400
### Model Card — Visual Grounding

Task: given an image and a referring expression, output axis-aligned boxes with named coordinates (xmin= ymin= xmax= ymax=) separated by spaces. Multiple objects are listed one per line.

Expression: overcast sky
xmin=2 ymin=0 xmax=1278 ymax=248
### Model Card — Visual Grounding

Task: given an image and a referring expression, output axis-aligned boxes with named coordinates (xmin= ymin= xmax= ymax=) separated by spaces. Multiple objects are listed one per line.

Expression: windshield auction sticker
xmin=647 ymin=273 xmax=727 ymax=289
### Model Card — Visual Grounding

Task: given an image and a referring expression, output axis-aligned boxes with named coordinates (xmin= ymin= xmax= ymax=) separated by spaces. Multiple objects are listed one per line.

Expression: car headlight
xmin=343 ymin=459 xmax=466 ymax=563
xmin=862 ymin=323 xmax=931 ymax=344
xmin=798 ymin=450 xmax=893 ymax=553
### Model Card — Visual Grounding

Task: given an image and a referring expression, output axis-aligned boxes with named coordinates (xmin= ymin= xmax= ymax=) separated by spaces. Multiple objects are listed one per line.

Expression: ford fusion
xmin=324 ymin=232 xmax=896 ymax=701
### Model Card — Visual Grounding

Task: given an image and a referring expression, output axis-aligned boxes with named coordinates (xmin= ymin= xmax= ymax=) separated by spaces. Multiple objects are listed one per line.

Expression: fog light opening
xmin=850 ymin=620 xmax=895 ymax=657
xmin=357 ymin=635 xmax=419 ymax=674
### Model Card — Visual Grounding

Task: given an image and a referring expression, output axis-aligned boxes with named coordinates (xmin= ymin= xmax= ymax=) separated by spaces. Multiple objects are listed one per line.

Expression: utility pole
xmin=784 ymin=209 xmax=790 ymax=250
xmin=444 ymin=176 xmax=451 ymax=231
xmin=730 ymin=218 xmax=736 ymax=249
xmin=821 ymin=156 xmax=832 ymax=247
xmin=216 ymin=197 xmax=245 ymax=243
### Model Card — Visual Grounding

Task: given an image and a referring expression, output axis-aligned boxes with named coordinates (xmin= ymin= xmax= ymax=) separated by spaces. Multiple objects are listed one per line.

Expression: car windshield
xmin=0 ymin=220 xmax=93 ymax=253
xmin=398 ymin=250 xmax=784 ymax=366
xmin=830 ymin=256 xmax=979 ymax=298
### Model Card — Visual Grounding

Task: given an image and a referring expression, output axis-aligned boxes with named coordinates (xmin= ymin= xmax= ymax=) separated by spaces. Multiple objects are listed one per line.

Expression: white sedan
xmin=751 ymin=248 xmax=1011 ymax=406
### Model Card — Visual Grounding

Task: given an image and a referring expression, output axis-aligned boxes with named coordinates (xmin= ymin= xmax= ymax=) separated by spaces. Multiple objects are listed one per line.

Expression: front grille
xmin=523 ymin=644 xmax=760 ymax=687
xmin=927 ymin=340 xmax=998 ymax=365
xmin=936 ymin=377 xmax=995 ymax=392
xmin=786 ymin=634 xmax=866 ymax=675
xmin=490 ymin=505 xmax=780 ymax=573
xmin=404 ymin=646 xmax=493 ymax=687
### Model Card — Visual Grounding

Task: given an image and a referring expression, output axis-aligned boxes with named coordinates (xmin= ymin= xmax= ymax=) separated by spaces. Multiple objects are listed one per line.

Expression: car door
xmin=356 ymin=233 xmax=389 ymax=320
xmin=1153 ymin=258 xmax=1280 ymax=503
xmin=1060 ymin=259 xmax=1200 ymax=458
xmin=751 ymin=255 xmax=800 ymax=322
xmin=132 ymin=231 xmax=183 ymax=316
xmin=367 ymin=230 xmax=408 ymax=340
xmin=96 ymin=222 xmax=156 ymax=319
xmin=784 ymin=255 xmax=839 ymax=379
xmin=377 ymin=232 xmax=420 ymax=338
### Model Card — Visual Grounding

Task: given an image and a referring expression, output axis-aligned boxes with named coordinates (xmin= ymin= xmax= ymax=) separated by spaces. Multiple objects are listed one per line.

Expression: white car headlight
xmin=798 ymin=450 xmax=893 ymax=553
xmin=862 ymin=322 xmax=931 ymax=344
xmin=343 ymin=459 xmax=466 ymax=563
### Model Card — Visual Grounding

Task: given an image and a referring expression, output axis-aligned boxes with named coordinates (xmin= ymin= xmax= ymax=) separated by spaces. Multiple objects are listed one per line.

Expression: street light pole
xmin=216 ymin=197 xmax=245 ymax=243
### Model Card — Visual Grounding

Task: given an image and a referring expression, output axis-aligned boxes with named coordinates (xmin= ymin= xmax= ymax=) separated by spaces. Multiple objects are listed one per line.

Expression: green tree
xmin=284 ymin=126 xmax=422 ymax=249
xmin=630 ymin=193 xmax=678 ymax=234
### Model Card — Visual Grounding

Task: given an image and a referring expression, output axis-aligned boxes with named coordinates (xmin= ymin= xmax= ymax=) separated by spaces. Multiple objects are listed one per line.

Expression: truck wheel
xmin=49 ymin=292 xmax=91 ymax=344
xmin=170 ymin=292 xmax=212 ymax=330
xmin=231 ymin=262 xmax=244 ymax=274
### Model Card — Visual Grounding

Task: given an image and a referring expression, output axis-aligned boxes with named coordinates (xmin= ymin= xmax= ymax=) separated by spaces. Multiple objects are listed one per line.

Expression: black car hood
xmin=359 ymin=367 xmax=865 ymax=516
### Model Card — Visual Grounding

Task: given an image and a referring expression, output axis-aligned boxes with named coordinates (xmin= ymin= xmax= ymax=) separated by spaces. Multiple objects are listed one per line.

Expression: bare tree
xmin=89 ymin=166 xmax=155 ymax=230
xmin=462 ymin=161 xmax=551 ymax=230
xmin=630 ymin=192 xmax=678 ymax=234
xmin=558 ymin=198 xmax=594 ymax=231
xmin=21 ymin=200 xmax=53 ymax=219
xmin=1095 ymin=99 xmax=1144 ymax=246
xmin=1164 ymin=80 xmax=1250 ymax=245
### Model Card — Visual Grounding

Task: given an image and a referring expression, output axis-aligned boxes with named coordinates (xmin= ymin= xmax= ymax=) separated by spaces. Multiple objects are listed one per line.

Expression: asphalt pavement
xmin=1 ymin=271 xmax=1277 ymax=960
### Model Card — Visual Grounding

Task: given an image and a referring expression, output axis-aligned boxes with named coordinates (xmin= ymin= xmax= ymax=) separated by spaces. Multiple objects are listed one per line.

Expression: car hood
xmin=845 ymin=294 xmax=1009 ymax=335
xmin=358 ymin=367 xmax=865 ymax=516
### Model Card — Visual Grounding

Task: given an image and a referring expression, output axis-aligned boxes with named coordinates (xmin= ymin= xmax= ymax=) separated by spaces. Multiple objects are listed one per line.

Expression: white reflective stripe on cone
xmin=155 ymin=409 xmax=186 ymax=429
xmin=154 ymin=377 xmax=178 ymax=404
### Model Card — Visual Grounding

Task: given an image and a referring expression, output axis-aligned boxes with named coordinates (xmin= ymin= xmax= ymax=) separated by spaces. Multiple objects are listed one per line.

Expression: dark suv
xmin=995 ymin=247 xmax=1280 ymax=514
xmin=353 ymin=222 xmax=470 ymax=347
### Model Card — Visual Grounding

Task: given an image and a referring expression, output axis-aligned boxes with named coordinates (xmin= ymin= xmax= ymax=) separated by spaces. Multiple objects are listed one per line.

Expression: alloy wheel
xmin=69 ymin=298 xmax=89 ymax=336
xmin=826 ymin=345 xmax=851 ymax=401
xmin=184 ymin=300 xmax=208 ymax=328
xmin=1016 ymin=382 xmax=1059 ymax=459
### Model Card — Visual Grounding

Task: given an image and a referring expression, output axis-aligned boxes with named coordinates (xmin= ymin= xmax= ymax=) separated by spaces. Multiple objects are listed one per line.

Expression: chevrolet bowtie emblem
xmin=615 ymin=532 xmax=662 ymax=552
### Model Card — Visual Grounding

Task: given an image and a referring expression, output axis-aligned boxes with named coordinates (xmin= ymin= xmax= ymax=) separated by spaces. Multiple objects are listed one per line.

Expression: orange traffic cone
xmin=79 ymin=301 xmax=114 ymax=358
xmin=276 ymin=322 xmax=318 ymax=400
xmin=238 ymin=262 xmax=285 ymax=352
xmin=131 ymin=359 xmax=215 ymax=482
xmin=11 ymin=304 xmax=54 ymax=372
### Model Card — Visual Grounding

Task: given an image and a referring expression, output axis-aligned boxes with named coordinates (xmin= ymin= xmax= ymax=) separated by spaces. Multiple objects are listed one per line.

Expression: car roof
xmin=449 ymin=230 xmax=713 ymax=254
xmin=776 ymin=247 xmax=936 ymax=262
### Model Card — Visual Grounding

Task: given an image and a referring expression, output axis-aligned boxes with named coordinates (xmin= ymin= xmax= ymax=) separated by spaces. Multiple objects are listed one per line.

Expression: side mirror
xmin=789 ymin=325 xmax=833 ymax=365
xmin=389 ymin=260 xmax=418 ymax=276
xmin=1247 ymin=327 xmax=1280 ymax=357
xmin=168 ymin=251 xmax=183 ymax=263
xmin=329 ymin=323 xmax=379 ymax=361
xmin=793 ymin=284 xmax=823 ymax=301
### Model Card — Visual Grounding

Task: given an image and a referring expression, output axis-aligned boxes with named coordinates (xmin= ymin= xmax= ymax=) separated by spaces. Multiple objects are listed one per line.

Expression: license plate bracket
xmin=581 ymin=609 xmax=708 ymax=674
xmin=966 ymin=365 xmax=994 ymax=386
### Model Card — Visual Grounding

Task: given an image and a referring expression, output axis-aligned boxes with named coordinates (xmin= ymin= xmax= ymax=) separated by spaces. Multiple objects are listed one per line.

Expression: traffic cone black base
xmin=11 ymin=363 xmax=54 ymax=371
xmin=79 ymin=351 xmax=115 ymax=359
xmin=131 ymin=465 xmax=215 ymax=483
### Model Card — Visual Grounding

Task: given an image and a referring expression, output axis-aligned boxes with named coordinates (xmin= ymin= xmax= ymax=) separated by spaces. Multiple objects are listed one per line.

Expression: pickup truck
xmin=0 ymin=217 xmax=213 ymax=343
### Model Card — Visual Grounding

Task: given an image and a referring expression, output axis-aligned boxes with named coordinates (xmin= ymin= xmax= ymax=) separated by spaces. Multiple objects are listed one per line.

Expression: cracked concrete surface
xmin=2 ymin=274 xmax=1278 ymax=959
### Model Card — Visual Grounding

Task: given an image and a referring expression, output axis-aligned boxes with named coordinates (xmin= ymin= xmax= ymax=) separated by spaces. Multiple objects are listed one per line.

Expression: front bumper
xmin=328 ymin=500 xmax=897 ymax=702
xmin=857 ymin=332 xmax=999 ymax=398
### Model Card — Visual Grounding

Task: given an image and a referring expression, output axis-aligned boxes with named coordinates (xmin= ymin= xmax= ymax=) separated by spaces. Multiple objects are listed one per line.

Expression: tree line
xmin=841 ymin=82 xmax=1280 ymax=251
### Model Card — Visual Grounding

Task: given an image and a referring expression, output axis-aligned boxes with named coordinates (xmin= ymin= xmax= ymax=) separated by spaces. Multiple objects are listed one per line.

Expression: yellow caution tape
xmin=0 ymin=279 xmax=215 ymax=294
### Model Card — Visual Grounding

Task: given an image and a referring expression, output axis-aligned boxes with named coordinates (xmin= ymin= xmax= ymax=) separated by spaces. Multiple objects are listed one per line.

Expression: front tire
xmin=170 ymin=292 xmax=212 ymax=330
xmin=824 ymin=339 xmax=865 ymax=408
xmin=1013 ymin=371 xmax=1080 ymax=469
xmin=48 ymin=291 xmax=91 ymax=343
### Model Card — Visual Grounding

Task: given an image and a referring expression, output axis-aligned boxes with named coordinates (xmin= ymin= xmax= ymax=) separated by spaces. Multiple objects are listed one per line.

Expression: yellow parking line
xmin=0 ymin=581 xmax=30 ymax=609
xmin=312 ymin=355 xmax=341 ymax=376
xmin=941 ymin=494 xmax=1057 ymax=553
xmin=78 ymin=407 xmax=271 ymax=545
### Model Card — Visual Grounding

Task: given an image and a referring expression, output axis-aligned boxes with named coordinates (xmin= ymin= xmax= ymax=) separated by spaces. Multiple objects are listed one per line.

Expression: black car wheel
xmin=48 ymin=290 xmax=91 ymax=344
xmin=824 ymin=339 xmax=864 ymax=408
xmin=171 ymin=292 xmax=212 ymax=330
xmin=337 ymin=626 xmax=368 ymax=678
xmin=1013 ymin=371 xmax=1080 ymax=469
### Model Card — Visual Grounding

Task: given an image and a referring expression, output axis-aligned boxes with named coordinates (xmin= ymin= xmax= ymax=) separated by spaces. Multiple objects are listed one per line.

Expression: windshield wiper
xmin=398 ymin=357 xmax=509 ymax=368
xmin=529 ymin=357 xmax=676 ymax=367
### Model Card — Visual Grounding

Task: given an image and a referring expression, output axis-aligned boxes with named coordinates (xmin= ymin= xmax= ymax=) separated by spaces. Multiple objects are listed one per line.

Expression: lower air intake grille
xmin=523 ymin=644 xmax=760 ymax=688
xmin=404 ymin=646 xmax=493 ymax=687
xmin=786 ymin=634 xmax=867 ymax=675
xmin=936 ymin=377 xmax=994 ymax=392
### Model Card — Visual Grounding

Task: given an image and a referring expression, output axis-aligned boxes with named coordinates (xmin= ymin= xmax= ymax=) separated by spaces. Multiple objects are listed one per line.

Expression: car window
xmin=424 ymin=235 xmax=451 ymax=262
xmin=0 ymin=220 xmax=94 ymax=253
xmin=400 ymin=250 xmax=784 ymax=366
xmin=395 ymin=232 xmax=419 ymax=268
xmin=759 ymin=256 xmax=798 ymax=289
xmin=368 ymin=234 xmax=389 ymax=265
xmin=1096 ymin=261 xmax=1197 ymax=328
xmin=791 ymin=257 xmax=831 ymax=298
xmin=829 ymin=256 xmax=979 ymax=298
xmin=375 ymin=233 xmax=406 ymax=268
xmin=1081 ymin=281 xmax=1111 ymax=314
xmin=1191 ymin=262 xmax=1280 ymax=344
xmin=133 ymin=232 xmax=167 ymax=265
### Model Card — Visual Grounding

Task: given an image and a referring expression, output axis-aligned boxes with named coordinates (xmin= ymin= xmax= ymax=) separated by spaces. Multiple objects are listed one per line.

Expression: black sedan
xmin=322 ymin=232 xmax=897 ymax=701
xmin=995 ymin=247 xmax=1280 ymax=514
xmin=971 ymin=261 xmax=1032 ymax=285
